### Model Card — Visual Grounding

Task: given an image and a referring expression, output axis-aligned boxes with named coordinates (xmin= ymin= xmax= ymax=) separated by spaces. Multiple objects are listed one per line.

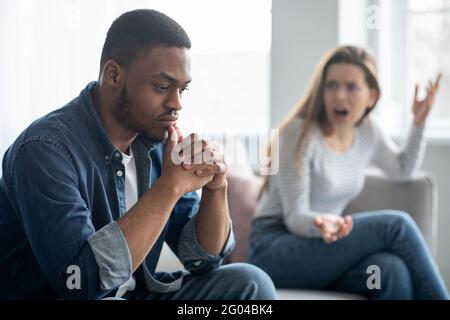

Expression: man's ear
xmin=101 ymin=60 xmax=125 ymax=88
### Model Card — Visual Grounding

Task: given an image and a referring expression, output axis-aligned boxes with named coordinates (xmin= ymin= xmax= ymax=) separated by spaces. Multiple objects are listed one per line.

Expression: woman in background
xmin=247 ymin=46 xmax=448 ymax=299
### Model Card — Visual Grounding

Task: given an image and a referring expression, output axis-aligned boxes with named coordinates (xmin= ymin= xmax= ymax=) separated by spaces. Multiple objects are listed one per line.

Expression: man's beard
xmin=116 ymin=86 xmax=166 ymax=143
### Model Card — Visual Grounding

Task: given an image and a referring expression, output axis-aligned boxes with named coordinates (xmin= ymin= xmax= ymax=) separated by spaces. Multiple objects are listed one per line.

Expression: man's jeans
xmin=122 ymin=263 xmax=277 ymax=300
xmin=248 ymin=210 xmax=449 ymax=300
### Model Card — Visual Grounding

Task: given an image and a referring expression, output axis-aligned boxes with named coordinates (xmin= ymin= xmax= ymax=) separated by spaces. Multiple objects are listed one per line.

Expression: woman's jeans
xmin=247 ymin=210 xmax=449 ymax=300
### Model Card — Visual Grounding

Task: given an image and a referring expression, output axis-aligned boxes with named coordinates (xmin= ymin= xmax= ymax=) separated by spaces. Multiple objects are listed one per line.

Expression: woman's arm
xmin=271 ymin=122 xmax=321 ymax=237
xmin=371 ymin=74 xmax=441 ymax=181
xmin=276 ymin=137 xmax=351 ymax=241
xmin=370 ymin=120 xmax=426 ymax=181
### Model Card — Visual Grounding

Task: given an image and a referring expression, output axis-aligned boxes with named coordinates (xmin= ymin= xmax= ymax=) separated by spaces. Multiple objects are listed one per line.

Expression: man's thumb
xmin=165 ymin=126 xmax=178 ymax=151
xmin=166 ymin=126 xmax=182 ymax=165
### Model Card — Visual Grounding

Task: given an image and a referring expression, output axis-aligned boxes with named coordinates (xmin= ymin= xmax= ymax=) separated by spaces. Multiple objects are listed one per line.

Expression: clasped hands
xmin=314 ymin=214 xmax=353 ymax=244
xmin=162 ymin=126 xmax=227 ymax=194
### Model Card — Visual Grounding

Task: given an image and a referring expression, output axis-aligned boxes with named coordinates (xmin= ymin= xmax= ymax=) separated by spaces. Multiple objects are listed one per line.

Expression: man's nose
xmin=166 ymin=90 xmax=182 ymax=111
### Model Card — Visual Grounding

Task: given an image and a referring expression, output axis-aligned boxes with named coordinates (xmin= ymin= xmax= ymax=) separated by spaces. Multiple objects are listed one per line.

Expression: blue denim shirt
xmin=0 ymin=82 xmax=235 ymax=299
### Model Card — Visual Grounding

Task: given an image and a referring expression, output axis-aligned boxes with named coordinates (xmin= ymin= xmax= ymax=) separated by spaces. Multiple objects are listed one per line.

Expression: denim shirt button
xmin=114 ymin=152 xmax=121 ymax=158
xmin=116 ymin=170 xmax=123 ymax=177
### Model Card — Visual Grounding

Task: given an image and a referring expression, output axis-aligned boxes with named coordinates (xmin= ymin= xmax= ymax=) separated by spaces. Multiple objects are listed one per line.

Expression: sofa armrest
xmin=226 ymin=175 xmax=264 ymax=263
xmin=344 ymin=169 xmax=438 ymax=257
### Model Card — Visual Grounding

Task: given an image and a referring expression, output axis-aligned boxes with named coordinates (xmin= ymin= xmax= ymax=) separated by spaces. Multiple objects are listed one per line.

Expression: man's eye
xmin=347 ymin=83 xmax=359 ymax=91
xmin=179 ymin=87 xmax=189 ymax=94
xmin=154 ymin=84 xmax=169 ymax=92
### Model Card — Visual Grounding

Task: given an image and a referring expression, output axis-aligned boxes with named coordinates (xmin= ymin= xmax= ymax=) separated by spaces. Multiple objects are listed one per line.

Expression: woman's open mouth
xmin=334 ymin=108 xmax=349 ymax=117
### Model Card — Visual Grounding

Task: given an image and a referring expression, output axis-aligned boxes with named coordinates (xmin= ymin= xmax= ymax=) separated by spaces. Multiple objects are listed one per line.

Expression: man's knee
xmin=220 ymin=263 xmax=277 ymax=300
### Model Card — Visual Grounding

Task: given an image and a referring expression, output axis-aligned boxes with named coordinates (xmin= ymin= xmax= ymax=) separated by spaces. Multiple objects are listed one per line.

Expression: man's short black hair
xmin=99 ymin=9 xmax=191 ymax=73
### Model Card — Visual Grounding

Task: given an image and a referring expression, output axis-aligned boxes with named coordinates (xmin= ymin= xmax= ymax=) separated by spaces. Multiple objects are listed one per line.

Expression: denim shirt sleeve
xmin=178 ymin=214 xmax=235 ymax=274
xmin=9 ymin=138 xmax=126 ymax=299
xmin=164 ymin=190 xmax=235 ymax=274
xmin=86 ymin=221 xmax=132 ymax=291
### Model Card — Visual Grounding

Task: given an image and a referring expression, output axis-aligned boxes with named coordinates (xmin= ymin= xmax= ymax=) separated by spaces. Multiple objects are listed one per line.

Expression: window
xmin=163 ymin=0 xmax=272 ymax=135
xmin=339 ymin=0 xmax=450 ymax=139
xmin=408 ymin=0 xmax=450 ymax=137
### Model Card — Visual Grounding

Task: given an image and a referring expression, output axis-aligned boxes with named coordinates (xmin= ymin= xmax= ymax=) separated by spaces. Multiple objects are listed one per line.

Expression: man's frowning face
xmin=113 ymin=46 xmax=191 ymax=142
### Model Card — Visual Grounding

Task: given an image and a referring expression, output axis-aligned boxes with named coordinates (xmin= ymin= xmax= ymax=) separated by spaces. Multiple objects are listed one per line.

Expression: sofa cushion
xmin=227 ymin=174 xmax=264 ymax=263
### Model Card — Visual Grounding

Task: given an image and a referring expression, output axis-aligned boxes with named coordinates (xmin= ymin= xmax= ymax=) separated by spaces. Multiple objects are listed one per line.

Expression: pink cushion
xmin=227 ymin=174 xmax=264 ymax=263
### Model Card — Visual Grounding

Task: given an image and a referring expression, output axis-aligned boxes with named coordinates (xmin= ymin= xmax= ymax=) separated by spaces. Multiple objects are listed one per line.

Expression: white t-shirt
xmin=115 ymin=148 xmax=138 ymax=298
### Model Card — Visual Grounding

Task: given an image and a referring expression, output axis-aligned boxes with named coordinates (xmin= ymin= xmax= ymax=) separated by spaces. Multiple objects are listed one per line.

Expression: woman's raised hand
xmin=413 ymin=73 xmax=442 ymax=128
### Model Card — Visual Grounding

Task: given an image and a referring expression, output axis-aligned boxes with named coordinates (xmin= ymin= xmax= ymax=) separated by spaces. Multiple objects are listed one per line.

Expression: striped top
xmin=254 ymin=116 xmax=426 ymax=237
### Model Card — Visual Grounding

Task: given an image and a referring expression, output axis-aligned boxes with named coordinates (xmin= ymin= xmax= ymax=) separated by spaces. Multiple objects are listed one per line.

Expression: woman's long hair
xmin=261 ymin=46 xmax=381 ymax=195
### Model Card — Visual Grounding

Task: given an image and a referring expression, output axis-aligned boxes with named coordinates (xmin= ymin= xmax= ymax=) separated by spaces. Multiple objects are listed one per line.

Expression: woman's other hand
xmin=314 ymin=214 xmax=353 ymax=243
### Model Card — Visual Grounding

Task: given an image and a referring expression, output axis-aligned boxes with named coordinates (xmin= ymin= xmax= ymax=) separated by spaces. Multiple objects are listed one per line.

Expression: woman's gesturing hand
xmin=413 ymin=73 xmax=442 ymax=128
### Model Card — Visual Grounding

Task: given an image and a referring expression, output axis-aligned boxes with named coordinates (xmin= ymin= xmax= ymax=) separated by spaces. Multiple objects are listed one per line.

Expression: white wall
xmin=271 ymin=0 xmax=450 ymax=288
xmin=271 ymin=0 xmax=338 ymax=127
